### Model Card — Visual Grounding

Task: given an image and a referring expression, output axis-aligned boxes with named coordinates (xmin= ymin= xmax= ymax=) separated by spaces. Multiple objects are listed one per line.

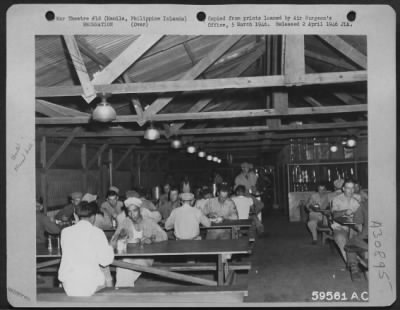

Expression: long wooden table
xmin=37 ymin=239 xmax=252 ymax=286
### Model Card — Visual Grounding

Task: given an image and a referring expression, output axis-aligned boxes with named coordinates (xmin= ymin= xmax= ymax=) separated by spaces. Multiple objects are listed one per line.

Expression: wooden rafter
xmin=143 ymin=36 xmax=243 ymax=117
xmin=318 ymin=35 xmax=367 ymax=69
xmin=87 ymin=143 xmax=108 ymax=170
xmin=303 ymin=96 xmax=345 ymax=122
xmin=45 ymin=127 xmax=81 ymax=169
xmin=36 ymin=104 xmax=366 ymax=125
xmin=171 ymin=42 xmax=266 ymax=134
xmin=91 ymin=35 xmax=163 ymax=85
xmin=36 ymin=99 xmax=90 ymax=117
xmin=114 ymin=146 xmax=135 ymax=170
xmin=305 ymin=50 xmax=357 ymax=71
xmin=63 ymin=35 xmax=97 ymax=103
xmin=36 ymin=70 xmax=367 ymax=98
xmin=37 ymin=121 xmax=367 ymax=138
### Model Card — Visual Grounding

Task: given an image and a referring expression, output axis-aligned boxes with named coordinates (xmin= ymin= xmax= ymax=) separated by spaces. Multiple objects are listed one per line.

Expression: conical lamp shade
xmin=92 ymin=97 xmax=117 ymax=122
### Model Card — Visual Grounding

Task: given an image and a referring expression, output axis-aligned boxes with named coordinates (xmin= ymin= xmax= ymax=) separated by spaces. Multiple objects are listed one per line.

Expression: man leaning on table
xmin=58 ymin=201 xmax=114 ymax=297
xmin=110 ymin=197 xmax=167 ymax=288
xmin=331 ymin=179 xmax=361 ymax=262
xmin=54 ymin=191 xmax=82 ymax=224
xmin=165 ymin=192 xmax=211 ymax=240
xmin=203 ymin=183 xmax=239 ymax=240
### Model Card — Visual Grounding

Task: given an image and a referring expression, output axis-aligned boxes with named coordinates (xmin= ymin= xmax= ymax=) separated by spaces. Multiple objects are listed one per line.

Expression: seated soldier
xmin=36 ymin=197 xmax=61 ymax=245
xmin=305 ymin=182 xmax=330 ymax=245
xmin=158 ymin=187 xmax=180 ymax=222
xmin=54 ymin=192 xmax=82 ymax=225
xmin=165 ymin=193 xmax=211 ymax=240
xmin=99 ymin=188 xmax=123 ymax=229
xmin=125 ymin=189 xmax=162 ymax=223
xmin=110 ymin=198 xmax=167 ymax=288
xmin=194 ymin=187 xmax=213 ymax=214
xmin=231 ymin=185 xmax=253 ymax=220
xmin=203 ymin=183 xmax=239 ymax=240
xmin=345 ymin=194 xmax=368 ymax=281
xmin=58 ymin=201 xmax=114 ymax=296
xmin=331 ymin=179 xmax=361 ymax=262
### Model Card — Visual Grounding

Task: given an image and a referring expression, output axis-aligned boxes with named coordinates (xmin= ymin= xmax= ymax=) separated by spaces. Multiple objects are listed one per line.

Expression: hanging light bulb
xmin=186 ymin=144 xmax=197 ymax=154
xmin=217 ymin=159 xmax=222 ymax=164
xmin=144 ymin=123 xmax=160 ymax=140
xmin=346 ymin=136 xmax=357 ymax=148
xmin=198 ymin=150 xmax=206 ymax=158
xmin=206 ymin=155 xmax=213 ymax=161
xmin=170 ymin=137 xmax=182 ymax=149
xmin=213 ymin=156 xmax=219 ymax=162
xmin=92 ymin=93 xmax=117 ymax=122
xmin=330 ymin=143 xmax=338 ymax=153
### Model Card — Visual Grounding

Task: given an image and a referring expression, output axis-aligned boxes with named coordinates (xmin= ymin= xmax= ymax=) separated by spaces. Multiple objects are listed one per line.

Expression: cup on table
xmin=117 ymin=239 xmax=127 ymax=253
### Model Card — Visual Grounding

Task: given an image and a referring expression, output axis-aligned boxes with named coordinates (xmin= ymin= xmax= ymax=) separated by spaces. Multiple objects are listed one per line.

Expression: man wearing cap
xmin=165 ymin=193 xmax=211 ymax=240
xmin=110 ymin=198 xmax=167 ymax=287
xmin=331 ymin=179 xmax=361 ymax=262
xmin=58 ymin=201 xmax=114 ymax=296
xmin=126 ymin=190 xmax=162 ymax=223
xmin=234 ymin=162 xmax=258 ymax=193
xmin=54 ymin=192 xmax=83 ymax=224
xmin=203 ymin=183 xmax=239 ymax=240
xmin=99 ymin=187 xmax=124 ymax=229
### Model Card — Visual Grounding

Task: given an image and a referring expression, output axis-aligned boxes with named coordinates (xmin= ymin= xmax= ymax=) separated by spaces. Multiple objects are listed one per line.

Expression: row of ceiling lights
xmin=143 ymin=123 xmax=222 ymax=164
xmin=92 ymin=94 xmax=357 ymax=157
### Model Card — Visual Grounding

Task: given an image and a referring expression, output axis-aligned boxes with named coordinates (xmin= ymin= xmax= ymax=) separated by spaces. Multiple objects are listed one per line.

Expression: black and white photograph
xmin=6 ymin=4 xmax=396 ymax=307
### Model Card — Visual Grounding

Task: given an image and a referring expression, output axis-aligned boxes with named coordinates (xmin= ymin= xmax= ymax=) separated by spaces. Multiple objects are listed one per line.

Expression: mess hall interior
xmin=35 ymin=34 xmax=368 ymax=303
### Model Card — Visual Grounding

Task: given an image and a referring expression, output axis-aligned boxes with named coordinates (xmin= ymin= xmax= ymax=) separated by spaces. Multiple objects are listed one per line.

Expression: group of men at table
xmin=36 ymin=162 xmax=264 ymax=296
xmin=304 ymin=178 xmax=368 ymax=281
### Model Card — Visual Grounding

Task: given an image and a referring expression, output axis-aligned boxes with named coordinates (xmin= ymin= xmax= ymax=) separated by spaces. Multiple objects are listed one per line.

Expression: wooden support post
xmin=40 ymin=136 xmax=48 ymax=213
xmin=81 ymin=144 xmax=87 ymax=192
xmin=108 ymin=148 xmax=113 ymax=187
xmin=137 ymin=153 xmax=141 ymax=186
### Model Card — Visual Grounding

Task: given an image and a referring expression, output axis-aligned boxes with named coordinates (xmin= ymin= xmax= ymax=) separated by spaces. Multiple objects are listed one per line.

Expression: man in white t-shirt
xmin=231 ymin=185 xmax=253 ymax=220
xmin=58 ymin=201 xmax=114 ymax=296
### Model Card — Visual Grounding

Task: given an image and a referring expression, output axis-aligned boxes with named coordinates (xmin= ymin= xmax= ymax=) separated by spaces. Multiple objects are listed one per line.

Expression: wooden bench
xmin=37 ymin=285 xmax=248 ymax=303
xmin=38 ymin=261 xmax=251 ymax=273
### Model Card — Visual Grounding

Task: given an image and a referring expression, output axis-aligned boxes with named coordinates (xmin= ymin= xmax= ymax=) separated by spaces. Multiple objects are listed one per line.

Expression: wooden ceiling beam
xmin=91 ymin=35 xmax=164 ymax=85
xmin=63 ymin=35 xmax=97 ymax=103
xmin=303 ymin=96 xmax=345 ymax=122
xmin=36 ymin=104 xmax=367 ymax=125
xmin=36 ymin=99 xmax=90 ymax=117
xmin=37 ymin=121 xmax=367 ymax=138
xmin=143 ymin=36 xmax=244 ymax=118
xmin=318 ymin=35 xmax=367 ymax=69
xmin=36 ymin=71 xmax=367 ymax=98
